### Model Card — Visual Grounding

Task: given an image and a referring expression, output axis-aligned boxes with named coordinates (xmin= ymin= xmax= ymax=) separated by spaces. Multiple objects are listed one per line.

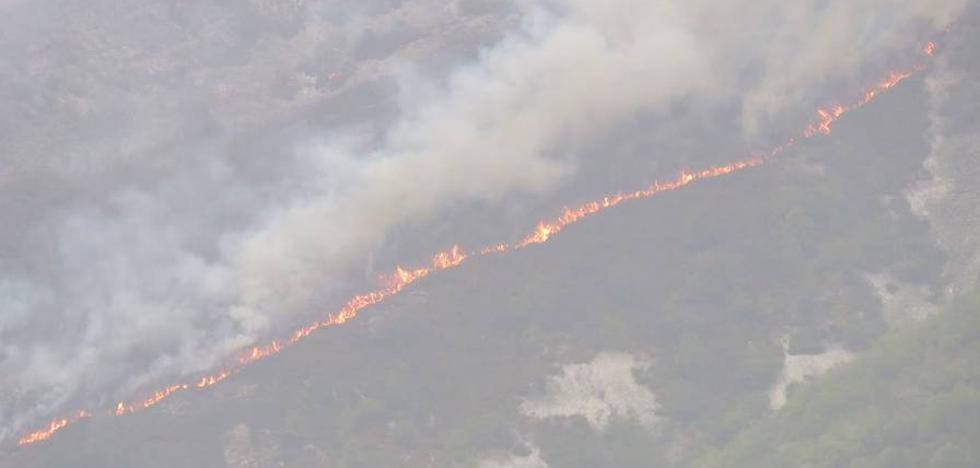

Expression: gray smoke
xmin=0 ymin=0 xmax=965 ymax=441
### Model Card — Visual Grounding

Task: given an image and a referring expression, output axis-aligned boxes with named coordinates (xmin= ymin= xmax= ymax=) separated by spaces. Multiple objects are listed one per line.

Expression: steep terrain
xmin=4 ymin=3 xmax=979 ymax=468
xmin=5 ymin=59 xmax=965 ymax=466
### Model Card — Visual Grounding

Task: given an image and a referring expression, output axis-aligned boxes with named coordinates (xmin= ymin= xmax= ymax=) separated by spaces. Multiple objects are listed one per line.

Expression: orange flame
xmin=141 ymin=384 xmax=190 ymax=409
xmin=16 ymin=411 xmax=90 ymax=446
xmin=14 ymin=40 xmax=939 ymax=449
xmin=195 ymin=371 xmax=231 ymax=388
xmin=114 ymin=402 xmax=132 ymax=416
xmin=803 ymin=65 xmax=921 ymax=139
xmin=516 ymin=158 xmax=765 ymax=248
xmin=479 ymin=243 xmax=509 ymax=255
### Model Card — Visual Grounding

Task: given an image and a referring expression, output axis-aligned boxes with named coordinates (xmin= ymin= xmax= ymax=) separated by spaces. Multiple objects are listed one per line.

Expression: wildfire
xmin=114 ymin=402 xmax=132 ymax=416
xmin=479 ymin=243 xmax=509 ymax=255
xmin=15 ymin=411 xmax=91 ymax=446
xmin=803 ymin=65 xmax=921 ymax=139
xmin=14 ymin=40 xmax=939 ymax=449
xmin=196 ymin=371 xmax=231 ymax=388
xmin=515 ymin=158 xmax=767 ymax=248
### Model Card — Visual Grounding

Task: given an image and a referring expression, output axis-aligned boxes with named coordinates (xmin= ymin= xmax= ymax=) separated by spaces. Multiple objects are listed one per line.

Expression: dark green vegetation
xmin=8 ymin=10 xmax=980 ymax=467
xmin=695 ymin=289 xmax=980 ymax=468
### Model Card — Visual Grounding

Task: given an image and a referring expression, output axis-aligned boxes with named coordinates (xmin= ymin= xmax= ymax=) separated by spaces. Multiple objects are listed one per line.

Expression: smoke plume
xmin=0 ymin=0 xmax=965 ymax=441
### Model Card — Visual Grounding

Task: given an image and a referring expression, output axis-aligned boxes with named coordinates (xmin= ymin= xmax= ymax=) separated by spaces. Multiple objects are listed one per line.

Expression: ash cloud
xmin=0 ymin=0 xmax=965 ymax=441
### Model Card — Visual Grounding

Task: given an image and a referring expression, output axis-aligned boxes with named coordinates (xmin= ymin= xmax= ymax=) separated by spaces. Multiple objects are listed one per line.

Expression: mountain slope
xmin=695 ymin=287 xmax=980 ymax=468
xmin=3 ymin=66 xmax=953 ymax=467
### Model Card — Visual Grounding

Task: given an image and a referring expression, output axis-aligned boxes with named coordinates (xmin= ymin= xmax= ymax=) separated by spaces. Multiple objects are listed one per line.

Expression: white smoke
xmin=0 ymin=0 xmax=966 ymax=442
xmin=737 ymin=0 xmax=965 ymax=136
xmin=229 ymin=0 xmax=716 ymax=331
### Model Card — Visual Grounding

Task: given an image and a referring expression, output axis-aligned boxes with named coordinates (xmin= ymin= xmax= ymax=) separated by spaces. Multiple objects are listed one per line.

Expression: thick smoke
xmin=736 ymin=0 xmax=965 ymax=136
xmin=230 ymin=0 xmax=716 ymax=336
xmin=0 ymin=0 xmax=965 ymax=441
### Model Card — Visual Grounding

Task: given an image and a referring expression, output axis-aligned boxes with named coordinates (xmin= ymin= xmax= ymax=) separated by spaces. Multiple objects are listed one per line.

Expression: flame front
xmin=16 ymin=411 xmax=90 ymax=446
xmin=14 ymin=41 xmax=938 ymax=448
xmin=804 ymin=67 xmax=920 ymax=138
xmin=516 ymin=159 xmax=765 ymax=249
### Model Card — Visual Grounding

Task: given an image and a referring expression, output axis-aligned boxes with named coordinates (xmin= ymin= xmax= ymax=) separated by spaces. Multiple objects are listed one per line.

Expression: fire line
xmin=15 ymin=41 xmax=936 ymax=448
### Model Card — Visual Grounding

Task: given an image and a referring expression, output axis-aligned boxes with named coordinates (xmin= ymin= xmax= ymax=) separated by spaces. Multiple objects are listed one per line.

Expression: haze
xmin=1 ymin=1 xmax=979 ymax=466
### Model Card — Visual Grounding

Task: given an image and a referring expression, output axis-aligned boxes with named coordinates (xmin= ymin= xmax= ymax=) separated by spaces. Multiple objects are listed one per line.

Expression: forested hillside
xmin=696 ymin=287 xmax=980 ymax=468
xmin=7 ymin=60 xmax=972 ymax=467
xmin=3 ymin=2 xmax=978 ymax=468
